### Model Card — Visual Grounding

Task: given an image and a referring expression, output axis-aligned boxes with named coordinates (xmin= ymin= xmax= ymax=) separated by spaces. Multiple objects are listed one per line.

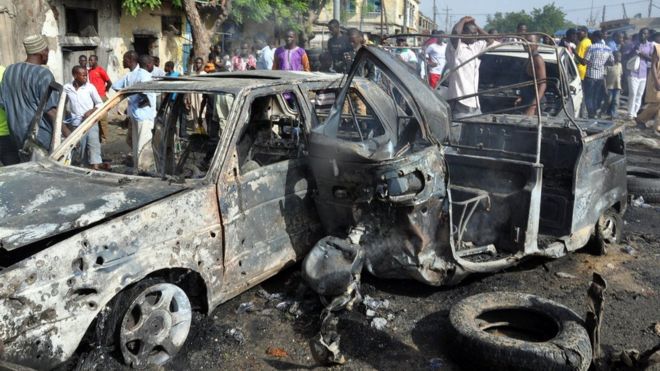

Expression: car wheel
xmin=449 ymin=292 xmax=592 ymax=371
xmin=627 ymin=166 xmax=660 ymax=204
xmin=594 ymin=208 xmax=623 ymax=255
xmin=117 ymin=279 xmax=193 ymax=369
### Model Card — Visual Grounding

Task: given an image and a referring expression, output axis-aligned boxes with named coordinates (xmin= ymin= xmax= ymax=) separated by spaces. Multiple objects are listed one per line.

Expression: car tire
xmin=449 ymin=292 xmax=592 ymax=371
xmin=593 ymin=208 xmax=623 ymax=255
xmin=98 ymin=278 xmax=193 ymax=369
xmin=627 ymin=166 xmax=660 ymax=204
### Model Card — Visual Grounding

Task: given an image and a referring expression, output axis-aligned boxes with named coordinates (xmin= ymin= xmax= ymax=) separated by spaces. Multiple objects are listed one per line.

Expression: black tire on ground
xmin=627 ymin=166 xmax=660 ymax=204
xmin=449 ymin=292 xmax=592 ymax=371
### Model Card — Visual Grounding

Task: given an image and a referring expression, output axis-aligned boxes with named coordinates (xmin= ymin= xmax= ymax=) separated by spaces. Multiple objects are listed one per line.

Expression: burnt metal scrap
xmin=301 ymin=43 xmax=627 ymax=362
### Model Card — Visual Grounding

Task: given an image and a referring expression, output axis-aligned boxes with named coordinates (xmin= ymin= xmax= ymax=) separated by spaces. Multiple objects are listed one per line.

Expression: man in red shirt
xmin=87 ymin=55 xmax=112 ymax=141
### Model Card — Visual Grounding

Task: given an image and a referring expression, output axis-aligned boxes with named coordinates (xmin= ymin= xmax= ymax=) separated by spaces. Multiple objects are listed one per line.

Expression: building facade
xmin=0 ymin=0 xmax=189 ymax=84
xmin=312 ymin=0 xmax=421 ymax=48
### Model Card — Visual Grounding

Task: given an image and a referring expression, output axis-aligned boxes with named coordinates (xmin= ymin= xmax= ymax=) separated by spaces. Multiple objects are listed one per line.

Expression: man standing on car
xmin=426 ymin=30 xmax=447 ymax=89
xmin=583 ymin=31 xmax=613 ymax=118
xmin=327 ymin=19 xmax=351 ymax=73
xmin=0 ymin=35 xmax=68 ymax=159
xmin=64 ymin=66 xmax=104 ymax=169
xmin=112 ymin=51 xmax=155 ymax=172
xmin=446 ymin=16 xmax=496 ymax=118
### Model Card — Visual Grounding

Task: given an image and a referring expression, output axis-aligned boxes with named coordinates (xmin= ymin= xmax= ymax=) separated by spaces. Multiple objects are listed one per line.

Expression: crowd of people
xmin=559 ymin=26 xmax=660 ymax=132
xmin=2 ymin=20 xmax=659 ymax=168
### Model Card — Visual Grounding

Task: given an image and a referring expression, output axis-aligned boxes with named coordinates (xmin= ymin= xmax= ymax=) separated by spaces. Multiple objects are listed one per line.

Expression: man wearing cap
xmin=112 ymin=50 xmax=155 ymax=172
xmin=0 ymin=35 xmax=66 ymax=159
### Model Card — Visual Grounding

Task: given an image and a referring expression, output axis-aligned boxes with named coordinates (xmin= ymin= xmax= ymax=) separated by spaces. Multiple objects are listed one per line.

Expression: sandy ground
xmin=54 ymin=121 xmax=660 ymax=371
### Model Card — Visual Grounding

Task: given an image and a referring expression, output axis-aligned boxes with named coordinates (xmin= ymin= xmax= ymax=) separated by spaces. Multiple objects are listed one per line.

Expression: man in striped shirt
xmin=0 ymin=35 xmax=68 ymax=159
xmin=583 ymin=31 xmax=613 ymax=119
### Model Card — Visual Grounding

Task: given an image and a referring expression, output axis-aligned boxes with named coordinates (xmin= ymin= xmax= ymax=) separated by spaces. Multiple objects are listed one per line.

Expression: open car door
xmin=20 ymin=81 xmax=66 ymax=161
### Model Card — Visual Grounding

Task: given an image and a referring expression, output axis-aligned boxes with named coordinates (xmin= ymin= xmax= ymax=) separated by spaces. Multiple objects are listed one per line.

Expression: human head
xmin=577 ymin=26 xmax=588 ymax=40
xmin=122 ymin=50 xmax=139 ymax=70
xmin=254 ymin=33 xmax=267 ymax=49
xmin=517 ymin=23 xmax=528 ymax=33
xmin=139 ymin=54 xmax=154 ymax=72
xmin=72 ymin=65 xmax=88 ymax=85
xmin=347 ymin=28 xmax=363 ymax=48
xmin=639 ymin=28 xmax=650 ymax=43
xmin=240 ymin=42 xmax=250 ymax=57
xmin=23 ymin=34 xmax=49 ymax=65
xmin=396 ymin=37 xmax=406 ymax=46
xmin=462 ymin=22 xmax=479 ymax=44
xmin=565 ymin=28 xmax=577 ymax=43
xmin=79 ymin=55 xmax=87 ymax=68
xmin=328 ymin=19 xmax=341 ymax=37
xmin=524 ymin=34 xmax=538 ymax=53
xmin=432 ymin=29 xmax=445 ymax=44
xmin=88 ymin=55 xmax=98 ymax=68
xmin=284 ymin=29 xmax=297 ymax=48
xmin=591 ymin=30 xmax=603 ymax=43
xmin=194 ymin=57 xmax=204 ymax=72
xmin=153 ymin=56 xmax=160 ymax=67
xmin=612 ymin=31 xmax=623 ymax=45
xmin=164 ymin=61 xmax=175 ymax=73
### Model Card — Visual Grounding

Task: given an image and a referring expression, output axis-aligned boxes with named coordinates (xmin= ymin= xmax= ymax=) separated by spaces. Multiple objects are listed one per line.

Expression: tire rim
xmin=119 ymin=283 xmax=192 ymax=368
xmin=598 ymin=215 xmax=618 ymax=244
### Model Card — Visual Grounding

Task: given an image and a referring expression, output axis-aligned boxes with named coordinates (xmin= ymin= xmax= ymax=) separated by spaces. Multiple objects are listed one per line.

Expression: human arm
xmin=111 ymin=76 xmax=127 ymax=91
xmin=272 ymin=51 xmax=279 ymax=70
xmin=653 ymin=48 xmax=660 ymax=91
xmin=524 ymin=55 xmax=546 ymax=116
xmin=100 ymin=68 xmax=112 ymax=92
xmin=302 ymin=51 xmax=311 ymax=72
xmin=451 ymin=16 xmax=475 ymax=49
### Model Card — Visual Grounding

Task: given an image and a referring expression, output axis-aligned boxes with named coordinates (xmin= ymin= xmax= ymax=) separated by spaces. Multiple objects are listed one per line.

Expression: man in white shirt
xmin=64 ymin=66 xmax=104 ymax=169
xmin=254 ymin=34 xmax=274 ymax=70
xmin=446 ymin=16 xmax=496 ymax=118
xmin=112 ymin=51 xmax=156 ymax=172
xmin=426 ymin=30 xmax=447 ymax=88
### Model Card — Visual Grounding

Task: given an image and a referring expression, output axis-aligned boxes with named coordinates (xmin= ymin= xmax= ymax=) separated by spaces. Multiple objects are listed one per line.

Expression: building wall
xmin=313 ymin=0 xmax=420 ymax=49
xmin=0 ymin=0 xmax=188 ymax=84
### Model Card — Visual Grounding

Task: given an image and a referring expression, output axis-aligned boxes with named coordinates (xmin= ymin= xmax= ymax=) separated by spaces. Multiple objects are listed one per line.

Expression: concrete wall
xmin=0 ymin=0 xmax=187 ymax=84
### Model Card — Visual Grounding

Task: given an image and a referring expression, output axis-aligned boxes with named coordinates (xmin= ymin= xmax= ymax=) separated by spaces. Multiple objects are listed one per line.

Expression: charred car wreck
xmin=0 ymin=39 xmax=626 ymax=369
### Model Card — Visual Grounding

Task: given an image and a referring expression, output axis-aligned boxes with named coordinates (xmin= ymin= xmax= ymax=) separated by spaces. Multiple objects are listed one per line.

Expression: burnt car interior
xmin=443 ymin=38 xmax=625 ymax=264
xmin=236 ymin=91 xmax=306 ymax=174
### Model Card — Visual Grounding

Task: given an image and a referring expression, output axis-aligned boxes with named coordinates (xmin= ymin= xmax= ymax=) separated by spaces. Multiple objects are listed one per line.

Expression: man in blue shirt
xmin=112 ymin=51 xmax=156 ymax=172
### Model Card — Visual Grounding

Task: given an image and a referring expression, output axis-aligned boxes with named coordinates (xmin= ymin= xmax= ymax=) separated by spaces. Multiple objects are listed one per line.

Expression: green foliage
xmin=230 ymin=0 xmax=308 ymax=28
xmin=486 ymin=3 xmax=572 ymax=34
xmin=122 ymin=0 xmax=182 ymax=16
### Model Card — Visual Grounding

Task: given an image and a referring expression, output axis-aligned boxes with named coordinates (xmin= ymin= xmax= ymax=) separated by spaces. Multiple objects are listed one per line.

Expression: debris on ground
xmin=613 ymin=344 xmax=660 ymax=369
xmin=555 ymin=271 xmax=577 ymax=279
xmin=631 ymin=196 xmax=652 ymax=208
xmin=225 ymin=328 xmax=246 ymax=344
xmin=265 ymin=346 xmax=289 ymax=358
xmin=621 ymin=245 xmax=637 ymax=256
xmin=371 ymin=317 xmax=388 ymax=331
xmin=626 ymin=133 xmax=660 ymax=150
xmin=256 ymin=287 xmax=285 ymax=302
xmin=366 ymin=309 xmax=376 ymax=317
xmin=653 ymin=322 xmax=660 ymax=337
xmin=586 ymin=272 xmax=607 ymax=362
xmin=363 ymin=295 xmax=390 ymax=311
xmin=236 ymin=301 xmax=256 ymax=314
xmin=429 ymin=357 xmax=445 ymax=370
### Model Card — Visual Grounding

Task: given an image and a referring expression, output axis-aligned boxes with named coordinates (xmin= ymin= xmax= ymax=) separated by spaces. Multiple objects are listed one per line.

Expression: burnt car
xmin=302 ymin=42 xmax=626 ymax=297
xmin=0 ymin=71 xmax=354 ymax=369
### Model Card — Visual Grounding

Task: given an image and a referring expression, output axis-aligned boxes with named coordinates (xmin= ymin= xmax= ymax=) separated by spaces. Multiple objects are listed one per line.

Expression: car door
xmin=217 ymin=86 xmax=322 ymax=296
xmin=21 ymin=81 xmax=67 ymax=161
xmin=561 ymin=50 xmax=583 ymax=118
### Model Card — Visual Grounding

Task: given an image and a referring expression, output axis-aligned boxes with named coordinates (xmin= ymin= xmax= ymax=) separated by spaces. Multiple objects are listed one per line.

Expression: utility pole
xmin=622 ymin=3 xmax=628 ymax=19
xmin=444 ymin=5 xmax=451 ymax=33
xmin=649 ymin=0 xmax=653 ymax=17
xmin=333 ymin=0 xmax=340 ymax=21
xmin=602 ymin=5 xmax=606 ymax=22
xmin=588 ymin=0 xmax=595 ymax=26
xmin=433 ymin=0 xmax=438 ymax=30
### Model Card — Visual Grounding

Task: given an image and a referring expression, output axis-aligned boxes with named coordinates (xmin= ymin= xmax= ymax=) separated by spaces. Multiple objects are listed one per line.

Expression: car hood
xmin=0 ymin=162 xmax=187 ymax=251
